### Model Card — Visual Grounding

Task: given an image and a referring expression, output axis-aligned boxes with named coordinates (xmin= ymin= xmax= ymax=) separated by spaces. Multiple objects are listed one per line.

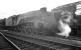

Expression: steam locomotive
xmin=0 ymin=1 xmax=81 ymax=37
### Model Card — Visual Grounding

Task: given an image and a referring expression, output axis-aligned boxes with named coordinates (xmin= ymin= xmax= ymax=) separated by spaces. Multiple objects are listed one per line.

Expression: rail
xmin=0 ymin=30 xmax=72 ymax=50
xmin=1 ymin=31 xmax=81 ymax=48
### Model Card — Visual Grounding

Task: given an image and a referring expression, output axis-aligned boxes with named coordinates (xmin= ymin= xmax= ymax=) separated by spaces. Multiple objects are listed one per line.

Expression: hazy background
xmin=0 ymin=0 xmax=80 ymax=19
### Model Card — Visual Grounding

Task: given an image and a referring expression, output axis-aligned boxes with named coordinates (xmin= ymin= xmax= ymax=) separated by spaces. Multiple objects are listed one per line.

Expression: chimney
xmin=40 ymin=7 xmax=47 ymax=12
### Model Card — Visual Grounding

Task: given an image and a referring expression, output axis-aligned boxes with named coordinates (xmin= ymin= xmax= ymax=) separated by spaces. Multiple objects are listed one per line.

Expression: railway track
xmin=0 ymin=32 xmax=44 ymax=50
xmin=0 ymin=34 xmax=19 ymax=50
xmin=0 ymin=33 xmax=50 ymax=50
xmin=6 ymin=36 xmax=54 ymax=50
xmin=0 ymin=30 xmax=81 ymax=50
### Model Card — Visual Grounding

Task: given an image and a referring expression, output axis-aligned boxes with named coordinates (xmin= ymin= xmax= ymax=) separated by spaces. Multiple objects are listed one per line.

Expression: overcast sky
xmin=0 ymin=0 xmax=80 ymax=19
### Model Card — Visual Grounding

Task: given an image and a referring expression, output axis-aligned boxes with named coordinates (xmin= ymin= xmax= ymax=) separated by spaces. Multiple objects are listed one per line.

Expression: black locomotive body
xmin=0 ymin=1 xmax=81 ymax=37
